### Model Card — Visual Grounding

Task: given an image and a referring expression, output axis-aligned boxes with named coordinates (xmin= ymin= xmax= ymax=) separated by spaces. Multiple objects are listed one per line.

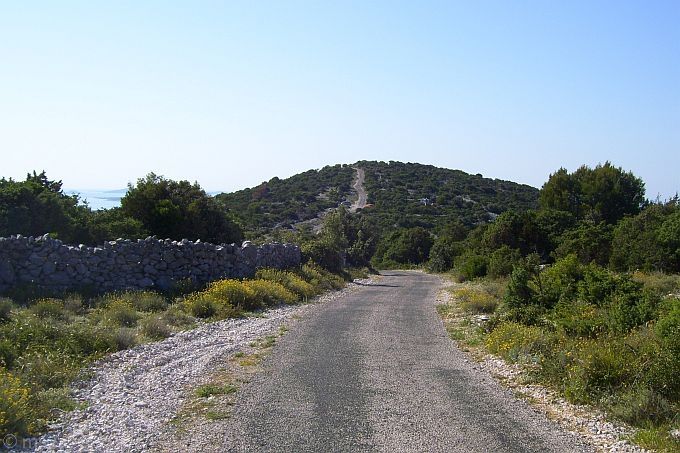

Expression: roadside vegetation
xmin=0 ymin=263 xmax=348 ymax=441
xmin=432 ymin=163 xmax=680 ymax=451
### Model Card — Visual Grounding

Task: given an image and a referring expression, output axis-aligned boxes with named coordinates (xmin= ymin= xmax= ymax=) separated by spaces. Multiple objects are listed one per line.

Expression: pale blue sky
xmin=1 ymin=1 xmax=678 ymax=199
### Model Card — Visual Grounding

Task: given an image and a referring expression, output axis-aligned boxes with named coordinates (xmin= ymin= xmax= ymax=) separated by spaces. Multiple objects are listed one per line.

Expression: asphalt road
xmin=222 ymin=271 xmax=591 ymax=452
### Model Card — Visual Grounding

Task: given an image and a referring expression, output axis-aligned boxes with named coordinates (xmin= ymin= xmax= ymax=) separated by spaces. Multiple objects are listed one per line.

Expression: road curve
xmin=220 ymin=271 xmax=591 ymax=452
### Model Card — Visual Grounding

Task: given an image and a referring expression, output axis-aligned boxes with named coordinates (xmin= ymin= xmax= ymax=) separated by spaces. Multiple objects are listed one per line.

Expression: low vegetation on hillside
xmin=215 ymin=164 xmax=356 ymax=235
xmin=358 ymin=160 xmax=539 ymax=229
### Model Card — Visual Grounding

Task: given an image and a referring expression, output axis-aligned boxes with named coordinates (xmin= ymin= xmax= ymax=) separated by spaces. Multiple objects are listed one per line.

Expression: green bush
xmin=113 ymin=328 xmax=138 ymax=350
xmin=160 ymin=305 xmax=195 ymax=329
xmin=562 ymin=338 xmax=637 ymax=403
xmin=631 ymin=271 xmax=680 ymax=297
xmin=255 ymin=269 xmax=315 ymax=300
xmin=607 ymin=387 xmax=675 ymax=426
xmin=299 ymin=262 xmax=345 ymax=291
xmin=452 ymin=286 xmax=498 ymax=314
xmin=62 ymin=295 xmax=85 ymax=315
xmin=487 ymin=246 xmax=522 ymax=278
xmin=140 ymin=316 xmax=172 ymax=340
xmin=0 ymin=367 xmax=31 ymax=438
xmin=244 ymin=279 xmax=298 ymax=306
xmin=29 ymin=299 xmax=68 ymax=321
xmin=128 ymin=291 xmax=167 ymax=312
xmin=486 ymin=322 xmax=553 ymax=363
xmin=102 ymin=300 xmax=140 ymax=327
xmin=0 ymin=298 xmax=14 ymax=323
xmin=551 ymin=300 xmax=604 ymax=337
xmin=455 ymin=253 xmax=489 ymax=282
xmin=14 ymin=348 xmax=82 ymax=390
xmin=183 ymin=294 xmax=218 ymax=319
xmin=29 ymin=387 xmax=80 ymax=433
xmin=99 ymin=291 xmax=167 ymax=313
xmin=205 ymin=280 xmax=257 ymax=309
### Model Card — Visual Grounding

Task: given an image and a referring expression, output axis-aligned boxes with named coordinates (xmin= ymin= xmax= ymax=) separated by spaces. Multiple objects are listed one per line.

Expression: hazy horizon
xmin=2 ymin=2 xmax=678 ymax=199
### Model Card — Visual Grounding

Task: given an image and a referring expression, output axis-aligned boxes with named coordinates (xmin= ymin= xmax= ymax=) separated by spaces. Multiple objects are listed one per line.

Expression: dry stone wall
xmin=0 ymin=234 xmax=301 ymax=294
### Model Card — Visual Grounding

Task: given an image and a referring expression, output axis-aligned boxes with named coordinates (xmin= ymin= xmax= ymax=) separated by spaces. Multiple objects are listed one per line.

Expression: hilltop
xmin=215 ymin=161 xmax=539 ymax=236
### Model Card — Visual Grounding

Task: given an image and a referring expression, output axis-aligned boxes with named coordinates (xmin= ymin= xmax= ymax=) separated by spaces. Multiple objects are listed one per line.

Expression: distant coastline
xmin=65 ymin=189 xmax=127 ymax=210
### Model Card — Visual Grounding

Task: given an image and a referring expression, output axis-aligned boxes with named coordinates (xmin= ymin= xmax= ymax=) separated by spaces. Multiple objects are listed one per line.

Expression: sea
xmin=65 ymin=189 xmax=224 ymax=210
xmin=65 ymin=189 xmax=127 ymax=210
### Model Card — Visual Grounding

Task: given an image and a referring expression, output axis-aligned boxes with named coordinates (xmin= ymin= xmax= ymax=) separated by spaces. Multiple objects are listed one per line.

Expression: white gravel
xmin=33 ymin=283 xmax=367 ymax=453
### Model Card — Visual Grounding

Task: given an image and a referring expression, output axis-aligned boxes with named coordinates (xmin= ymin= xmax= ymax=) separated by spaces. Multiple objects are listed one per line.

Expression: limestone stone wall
xmin=0 ymin=234 xmax=301 ymax=293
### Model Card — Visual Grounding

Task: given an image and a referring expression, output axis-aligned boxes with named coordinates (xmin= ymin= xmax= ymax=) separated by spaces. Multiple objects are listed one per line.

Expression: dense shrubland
xmin=434 ymin=163 xmax=680 ymax=450
xmin=0 ymin=263 xmax=347 ymax=440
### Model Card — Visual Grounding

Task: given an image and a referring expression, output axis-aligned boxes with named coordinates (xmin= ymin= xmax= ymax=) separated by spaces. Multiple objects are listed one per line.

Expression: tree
xmin=378 ymin=227 xmax=433 ymax=265
xmin=610 ymin=203 xmax=680 ymax=272
xmin=540 ymin=162 xmax=645 ymax=224
xmin=121 ymin=173 xmax=242 ymax=244
xmin=553 ymin=221 xmax=614 ymax=266
xmin=0 ymin=171 xmax=90 ymax=243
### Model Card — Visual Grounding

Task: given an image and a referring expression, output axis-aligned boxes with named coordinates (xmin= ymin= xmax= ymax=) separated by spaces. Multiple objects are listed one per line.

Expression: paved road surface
xmin=221 ymin=271 xmax=591 ymax=452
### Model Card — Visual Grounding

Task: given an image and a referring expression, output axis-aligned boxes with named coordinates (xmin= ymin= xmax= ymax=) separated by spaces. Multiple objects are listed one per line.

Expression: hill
xmin=216 ymin=161 xmax=539 ymax=236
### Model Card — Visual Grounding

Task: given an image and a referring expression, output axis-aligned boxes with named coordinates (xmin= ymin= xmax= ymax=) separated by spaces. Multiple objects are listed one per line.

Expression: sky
xmin=1 ymin=1 xmax=678 ymax=199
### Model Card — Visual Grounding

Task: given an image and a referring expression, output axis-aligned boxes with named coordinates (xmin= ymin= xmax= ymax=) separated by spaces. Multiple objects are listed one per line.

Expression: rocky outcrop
xmin=0 ymin=234 xmax=301 ymax=293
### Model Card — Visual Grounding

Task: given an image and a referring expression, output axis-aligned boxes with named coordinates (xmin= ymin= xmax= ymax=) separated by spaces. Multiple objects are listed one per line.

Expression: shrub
xmin=0 ymin=298 xmax=14 ymax=323
xmin=128 ymin=291 xmax=167 ymax=312
xmin=454 ymin=253 xmax=489 ymax=282
xmin=0 ymin=339 xmax=17 ymax=368
xmin=205 ymin=280 xmax=257 ymax=309
xmin=488 ymin=246 xmax=522 ymax=278
xmin=160 ymin=305 xmax=195 ymax=329
xmin=113 ymin=328 xmax=138 ymax=350
xmin=103 ymin=300 xmax=140 ymax=327
xmin=631 ymin=271 xmax=680 ymax=297
xmin=486 ymin=322 xmax=553 ymax=363
xmin=58 ymin=322 xmax=116 ymax=358
xmin=0 ymin=368 xmax=31 ymax=438
xmin=29 ymin=299 xmax=68 ymax=321
xmin=299 ymin=262 xmax=344 ymax=291
xmin=551 ymin=300 xmax=604 ymax=337
xmin=244 ymin=280 xmax=297 ymax=307
xmin=140 ymin=316 xmax=172 ymax=340
xmin=184 ymin=294 xmax=217 ymax=318
xmin=14 ymin=348 xmax=81 ymax=390
xmin=453 ymin=287 xmax=498 ymax=314
xmin=103 ymin=291 xmax=167 ymax=313
xmin=62 ymin=295 xmax=85 ymax=315
xmin=607 ymin=387 xmax=675 ymax=426
xmin=29 ymin=387 xmax=79 ymax=433
xmin=563 ymin=338 xmax=637 ymax=403
xmin=256 ymin=269 xmax=315 ymax=300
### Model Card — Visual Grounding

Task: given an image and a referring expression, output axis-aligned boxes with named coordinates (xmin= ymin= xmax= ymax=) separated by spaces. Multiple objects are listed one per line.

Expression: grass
xmin=0 ymin=264 xmax=345 ymax=440
xmin=194 ymin=383 xmax=238 ymax=398
xmin=632 ymin=426 xmax=680 ymax=452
